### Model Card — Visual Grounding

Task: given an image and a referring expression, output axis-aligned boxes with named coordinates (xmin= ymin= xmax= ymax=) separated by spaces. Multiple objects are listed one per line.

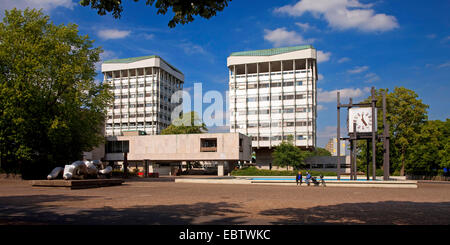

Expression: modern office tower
xmin=227 ymin=45 xmax=318 ymax=167
xmin=102 ymin=55 xmax=184 ymax=136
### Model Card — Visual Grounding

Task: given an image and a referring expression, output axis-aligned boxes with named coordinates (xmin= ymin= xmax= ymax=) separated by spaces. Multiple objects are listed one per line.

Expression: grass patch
xmin=231 ymin=166 xmax=337 ymax=176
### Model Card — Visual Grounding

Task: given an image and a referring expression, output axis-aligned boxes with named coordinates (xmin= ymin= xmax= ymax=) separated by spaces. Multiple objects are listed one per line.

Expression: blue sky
xmin=2 ymin=0 xmax=449 ymax=147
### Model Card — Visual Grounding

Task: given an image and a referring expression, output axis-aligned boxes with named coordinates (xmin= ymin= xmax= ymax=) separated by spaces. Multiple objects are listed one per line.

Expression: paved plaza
xmin=0 ymin=177 xmax=449 ymax=225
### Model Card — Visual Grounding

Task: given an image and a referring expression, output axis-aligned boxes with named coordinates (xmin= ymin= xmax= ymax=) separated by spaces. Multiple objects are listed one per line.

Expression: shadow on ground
xmin=259 ymin=201 xmax=450 ymax=225
xmin=0 ymin=194 xmax=246 ymax=225
xmin=1 ymin=194 xmax=449 ymax=225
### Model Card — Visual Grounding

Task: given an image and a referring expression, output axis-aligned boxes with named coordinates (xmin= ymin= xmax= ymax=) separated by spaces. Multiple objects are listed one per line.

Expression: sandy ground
xmin=0 ymin=177 xmax=449 ymax=225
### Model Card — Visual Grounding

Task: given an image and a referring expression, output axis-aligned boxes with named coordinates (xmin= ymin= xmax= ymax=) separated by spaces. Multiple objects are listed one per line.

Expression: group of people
xmin=295 ymin=171 xmax=326 ymax=187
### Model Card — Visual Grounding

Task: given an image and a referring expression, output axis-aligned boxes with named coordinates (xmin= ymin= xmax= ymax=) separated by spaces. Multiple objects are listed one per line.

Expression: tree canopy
xmin=356 ymin=87 xmax=448 ymax=176
xmin=407 ymin=119 xmax=450 ymax=175
xmin=272 ymin=136 xmax=309 ymax=170
xmin=311 ymin=147 xmax=332 ymax=157
xmin=161 ymin=111 xmax=208 ymax=134
xmin=0 ymin=8 xmax=112 ymax=178
xmin=80 ymin=0 xmax=232 ymax=28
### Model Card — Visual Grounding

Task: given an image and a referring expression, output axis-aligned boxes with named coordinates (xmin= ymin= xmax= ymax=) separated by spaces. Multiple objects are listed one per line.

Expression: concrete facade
xmin=227 ymin=45 xmax=318 ymax=149
xmin=102 ymin=55 xmax=184 ymax=136
xmin=227 ymin=45 xmax=318 ymax=167
xmin=103 ymin=132 xmax=252 ymax=176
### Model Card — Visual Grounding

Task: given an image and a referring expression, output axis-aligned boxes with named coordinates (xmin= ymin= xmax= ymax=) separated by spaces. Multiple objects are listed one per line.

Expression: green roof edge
xmin=229 ymin=45 xmax=315 ymax=57
xmin=103 ymin=55 xmax=183 ymax=75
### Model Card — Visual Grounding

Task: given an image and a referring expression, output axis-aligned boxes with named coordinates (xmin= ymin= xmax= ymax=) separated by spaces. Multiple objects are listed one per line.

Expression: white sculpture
xmin=47 ymin=160 xmax=112 ymax=180
xmin=47 ymin=167 xmax=64 ymax=180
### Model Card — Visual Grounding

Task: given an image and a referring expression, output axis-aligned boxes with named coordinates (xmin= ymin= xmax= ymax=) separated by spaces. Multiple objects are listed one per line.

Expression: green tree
xmin=80 ymin=0 xmax=232 ymax=28
xmin=407 ymin=119 xmax=449 ymax=175
xmin=311 ymin=147 xmax=332 ymax=157
xmin=161 ymin=111 xmax=207 ymax=134
xmin=0 ymin=8 xmax=112 ymax=178
xmin=357 ymin=87 xmax=429 ymax=175
xmin=272 ymin=136 xmax=309 ymax=170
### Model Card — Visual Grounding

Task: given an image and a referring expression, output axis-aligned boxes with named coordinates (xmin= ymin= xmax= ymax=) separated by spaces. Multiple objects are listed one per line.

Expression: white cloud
xmin=317 ymin=125 xmax=349 ymax=148
xmin=317 ymin=126 xmax=346 ymax=138
xmin=295 ymin=22 xmax=316 ymax=31
xmin=95 ymin=49 xmax=118 ymax=71
xmin=264 ymin=28 xmax=314 ymax=47
xmin=98 ymin=29 xmax=131 ymax=40
xmin=347 ymin=65 xmax=369 ymax=74
xmin=317 ymin=104 xmax=326 ymax=111
xmin=180 ymin=43 xmax=207 ymax=55
xmin=438 ymin=61 xmax=450 ymax=69
xmin=141 ymin=33 xmax=154 ymax=40
xmin=274 ymin=0 xmax=399 ymax=32
xmin=338 ymin=57 xmax=351 ymax=63
xmin=317 ymin=50 xmax=331 ymax=63
xmin=442 ymin=36 xmax=450 ymax=43
xmin=364 ymin=72 xmax=380 ymax=83
xmin=100 ymin=50 xmax=117 ymax=60
xmin=318 ymin=87 xmax=371 ymax=103
xmin=0 ymin=0 xmax=76 ymax=13
xmin=318 ymin=74 xmax=324 ymax=81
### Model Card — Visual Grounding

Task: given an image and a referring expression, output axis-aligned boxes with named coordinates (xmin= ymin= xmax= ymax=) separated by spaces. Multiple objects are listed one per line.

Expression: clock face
xmin=352 ymin=111 xmax=372 ymax=132
xmin=348 ymin=108 xmax=376 ymax=133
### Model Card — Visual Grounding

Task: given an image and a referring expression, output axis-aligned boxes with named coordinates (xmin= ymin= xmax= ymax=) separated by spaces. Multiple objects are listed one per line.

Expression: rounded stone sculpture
xmin=47 ymin=160 xmax=111 ymax=180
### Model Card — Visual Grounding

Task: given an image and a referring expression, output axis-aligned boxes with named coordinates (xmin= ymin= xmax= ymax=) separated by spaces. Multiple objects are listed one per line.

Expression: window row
xmin=231 ymin=81 xmax=307 ymax=89
xmin=110 ymin=83 xmax=181 ymax=90
xmin=106 ymin=122 xmax=156 ymax=128
xmin=105 ymin=122 xmax=171 ymax=129
xmin=112 ymin=93 xmax=182 ymax=103
xmin=231 ymin=121 xmax=312 ymax=129
xmin=245 ymin=121 xmax=312 ymax=128
xmin=249 ymin=135 xmax=310 ymax=141
xmin=108 ymin=113 xmax=156 ymax=119
xmin=242 ymin=94 xmax=307 ymax=102
xmin=110 ymin=103 xmax=156 ymax=109
xmin=232 ymin=69 xmax=310 ymax=78
xmin=235 ymin=107 xmax=311 ymax=116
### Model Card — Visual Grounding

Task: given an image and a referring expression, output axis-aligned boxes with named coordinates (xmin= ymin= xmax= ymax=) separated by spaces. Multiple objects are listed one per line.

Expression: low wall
xmin=406 ymin=175 xmax=450 ymax=181
xmin=175 ymin=176 xmax=418 ymax=188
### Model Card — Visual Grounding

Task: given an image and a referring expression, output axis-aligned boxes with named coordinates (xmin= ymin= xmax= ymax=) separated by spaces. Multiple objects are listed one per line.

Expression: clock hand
xmin=361 ymin=115 xmax=368 ymax=126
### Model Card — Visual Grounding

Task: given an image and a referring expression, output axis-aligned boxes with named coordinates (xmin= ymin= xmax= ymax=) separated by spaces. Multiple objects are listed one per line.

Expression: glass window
xmin=106 ymin=140 xmax=129 ymax=153
xmin=259 ymin=96 xmax=270 ymax=101
xmin=247 ymin=97 xmax=257 ymax=102
xmin=259 ymin=109 xmax=270 ymax=115
xmin=200 ymin=138 xmax=217 ymax=152
xmin=284 ymin=108 xmax=294 ymax=113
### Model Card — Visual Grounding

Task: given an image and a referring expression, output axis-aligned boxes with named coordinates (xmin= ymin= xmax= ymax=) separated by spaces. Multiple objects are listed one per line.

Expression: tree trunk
xmin=400 ymin=148 xmax=405 ymax=176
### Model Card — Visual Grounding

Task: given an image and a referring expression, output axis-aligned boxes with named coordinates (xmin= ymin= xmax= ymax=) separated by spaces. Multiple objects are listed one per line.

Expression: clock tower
xmin=348 ymin=107 xmax=377 ymax=133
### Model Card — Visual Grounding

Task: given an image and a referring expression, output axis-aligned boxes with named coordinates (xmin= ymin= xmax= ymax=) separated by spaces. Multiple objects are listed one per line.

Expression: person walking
xmin=306 ymin=172 xmax=311 ymax=186
xmin=296 ymin=171 xmax=303 ymax=186
xmin=320 ymin=173 xmax=326 ymax=187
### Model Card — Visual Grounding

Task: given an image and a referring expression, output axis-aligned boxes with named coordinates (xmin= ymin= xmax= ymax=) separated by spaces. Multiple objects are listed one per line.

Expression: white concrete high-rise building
xmin=227 ymin=45 xmax=318 ymax=167
xmin=102 ymin=55 xmax=184 ymax=136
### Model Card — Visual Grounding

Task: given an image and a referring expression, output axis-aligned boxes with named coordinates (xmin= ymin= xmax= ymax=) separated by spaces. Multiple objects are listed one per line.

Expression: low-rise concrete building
xmin=102 ymin=132 xmax=252 ymax=176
